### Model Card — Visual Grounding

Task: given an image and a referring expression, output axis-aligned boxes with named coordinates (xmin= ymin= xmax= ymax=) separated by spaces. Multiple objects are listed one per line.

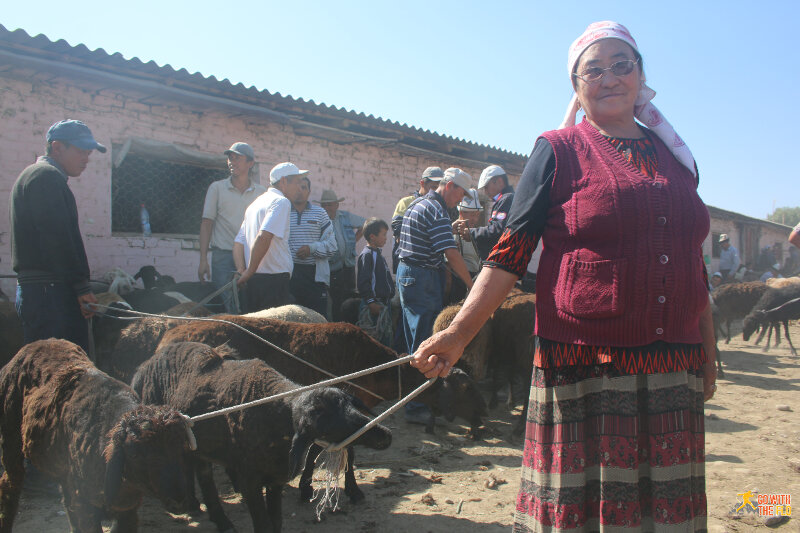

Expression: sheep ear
xmin=104 ymin=443 xmax=125 ymax=507
xmin=288 ymin=433 xmax=312 ymax=480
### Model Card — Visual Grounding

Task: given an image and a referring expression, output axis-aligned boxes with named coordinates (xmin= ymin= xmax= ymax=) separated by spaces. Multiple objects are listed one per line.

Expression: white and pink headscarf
xmin=560 ymin=21 xmax=696 ymax=177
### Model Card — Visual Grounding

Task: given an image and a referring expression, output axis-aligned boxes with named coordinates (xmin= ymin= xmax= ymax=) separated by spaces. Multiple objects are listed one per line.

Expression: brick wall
xmin=0 ymin=73 xmax=514 ymax=298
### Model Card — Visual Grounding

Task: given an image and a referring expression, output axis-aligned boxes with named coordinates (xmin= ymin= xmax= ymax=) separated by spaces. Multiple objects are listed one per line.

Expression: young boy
xmin=357 ymin=218 xmax=394 ymax=316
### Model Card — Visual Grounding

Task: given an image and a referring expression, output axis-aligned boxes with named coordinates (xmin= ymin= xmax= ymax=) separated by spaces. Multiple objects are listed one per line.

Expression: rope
xmin=86 ymin=302 xmax=387 ymax=402
xmin=179 ymin=275 xmax=238 ymax=317
xmin=311 ymin=376 xmax=437 ymax=518
xmin=188 ymin=354 xmax=420 ymax=423
xmin=764 ymin=296 xmax=800 ymax=315
xmin=91 ymin=300 xmax=439 ymax=514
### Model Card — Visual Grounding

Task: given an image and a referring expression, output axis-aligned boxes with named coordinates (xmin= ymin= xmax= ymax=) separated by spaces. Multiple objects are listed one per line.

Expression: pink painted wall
xmin=0 ymin=73 xmax=505 ymax=298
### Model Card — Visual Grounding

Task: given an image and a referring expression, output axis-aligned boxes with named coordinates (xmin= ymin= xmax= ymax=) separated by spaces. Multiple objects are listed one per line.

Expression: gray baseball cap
xmin=421 ymin=166 xmax=444 ymax=181
xmin=224 ymin=142 xmax=255 ymax=160
xmin=442 ymin=167 xmax=472 ymax=192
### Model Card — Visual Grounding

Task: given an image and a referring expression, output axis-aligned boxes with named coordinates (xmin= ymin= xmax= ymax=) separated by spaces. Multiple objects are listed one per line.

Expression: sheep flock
xmin=2 ymin=267 xmax=799 ymax=531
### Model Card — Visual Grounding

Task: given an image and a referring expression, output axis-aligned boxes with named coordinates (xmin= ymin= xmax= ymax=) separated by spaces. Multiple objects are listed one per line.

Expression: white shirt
xmin=235 ymin=188 xmax=293 ymax=275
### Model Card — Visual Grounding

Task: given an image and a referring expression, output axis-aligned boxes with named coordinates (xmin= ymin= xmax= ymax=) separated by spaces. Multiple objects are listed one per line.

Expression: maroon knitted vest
xmin=535 ymin=119 xmax=710 ymax=346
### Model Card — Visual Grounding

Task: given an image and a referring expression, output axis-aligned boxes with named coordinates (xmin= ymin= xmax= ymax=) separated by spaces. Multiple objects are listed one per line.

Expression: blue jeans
xmin=211 ymin=249 xmax=239 ymax=313
xmin=16 ymin=282 xmax=89 ymax=352
xmin=396 ymin=262 xmax=444 ymax=353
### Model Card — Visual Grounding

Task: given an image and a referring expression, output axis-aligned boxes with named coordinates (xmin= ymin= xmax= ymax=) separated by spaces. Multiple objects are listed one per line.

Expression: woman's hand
xmin=410 ymin=327 xmax=468 ymax=379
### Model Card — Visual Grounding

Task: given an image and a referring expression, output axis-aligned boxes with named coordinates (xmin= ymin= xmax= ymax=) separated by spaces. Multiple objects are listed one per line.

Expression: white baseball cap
xmin=477 ymin=165 xmax=507 ymax=189
xmin=269 ymin=162 xmax=308 ymax=184
xmin=458 ymin=189 xmax=482 ymax=211
xmin=442 ymin=167 xmax=472 ymax=192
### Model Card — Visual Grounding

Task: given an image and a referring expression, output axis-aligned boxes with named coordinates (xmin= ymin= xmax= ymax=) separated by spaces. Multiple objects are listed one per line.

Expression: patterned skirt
xmin=513 ymin=365 xmax=707 ymax=532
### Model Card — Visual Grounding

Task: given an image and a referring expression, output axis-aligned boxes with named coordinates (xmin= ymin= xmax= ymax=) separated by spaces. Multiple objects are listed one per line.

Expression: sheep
xmin=433 ymin=303 xmax=492 ymax=381
xmin=244 ymin=304 xmax=327 ymax=323
xmin=742 ymin=285 xmax=800 ymax=355
xmin=0 ymin=302 xmax=23 ymax=371
xmin=166 ymin=301 xmax=214 ymax=317
xmin=711 ymin=281 xmax=769 ymax=344
xmin=131 ymin=341 xmax=391 ymax=533
xmin=489 ymin=292 xmax=535 ymax=409
xmin=134 ymin=266 xmax=225 ymax=312
xmin=0 ymin=293 xmax=133 ymax=371
xmin=104 ymin=267 xmax=137 ymax=295
xmin=98 ymin=316 xmax=178 ymax=383
xmin=157 ymin=316 xmax=487 ymax=502
xmin=0 ymin=339 xmax=194 ymax=532
xmin=766 ymin=276 xmax=800 ymax=289
xmin=157 ymin=317 xmax=486 ymax=426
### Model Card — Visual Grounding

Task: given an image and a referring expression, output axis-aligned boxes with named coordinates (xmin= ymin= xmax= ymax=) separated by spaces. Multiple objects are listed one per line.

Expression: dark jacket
xmin=470 ymin=184 xmax=515 ymax=259
xmin=11 ymin=158 xmax=91 ymax=294
xmin=357 ymin=246 xmax=394 ymax=304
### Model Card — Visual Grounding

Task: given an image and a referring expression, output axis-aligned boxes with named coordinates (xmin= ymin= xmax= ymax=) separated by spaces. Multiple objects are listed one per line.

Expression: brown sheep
xmin=765 ymin=276 xmax=800 ymax=289
xmin=489 ymin=292 xmax=535 ymax=435
xmin=0 ymin=301 xmax=23 ymax=371
xmin=433 ymin=303 xmax=492 ymax=380
xmin=131 ymin=342 xmax=391 ymax=533
xmin=0 ymin=293 xmax=133 ymax=371
xmin=97 ymin=308 xmax=213 ymax=384
xmin=0 ymin=339 xmax=194 ymax=532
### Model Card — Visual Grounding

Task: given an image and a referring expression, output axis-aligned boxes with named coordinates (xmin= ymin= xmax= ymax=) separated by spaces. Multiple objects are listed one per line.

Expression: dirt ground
xmin=9 ymin=322 xmax=799 ymax=532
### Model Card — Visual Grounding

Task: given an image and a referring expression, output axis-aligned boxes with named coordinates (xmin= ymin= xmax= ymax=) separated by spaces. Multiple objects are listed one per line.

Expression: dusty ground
xmin=9 ymin=322 xmax=799 ymax=532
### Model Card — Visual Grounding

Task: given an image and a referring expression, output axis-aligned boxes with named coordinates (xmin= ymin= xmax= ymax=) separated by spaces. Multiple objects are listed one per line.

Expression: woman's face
xmin=573 ymin=39 xmax=642 ymax=127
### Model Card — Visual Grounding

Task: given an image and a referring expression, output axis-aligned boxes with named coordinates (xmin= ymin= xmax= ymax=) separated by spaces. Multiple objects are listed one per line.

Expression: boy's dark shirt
xmin=357 ymin=245 xmax=394 ymax=304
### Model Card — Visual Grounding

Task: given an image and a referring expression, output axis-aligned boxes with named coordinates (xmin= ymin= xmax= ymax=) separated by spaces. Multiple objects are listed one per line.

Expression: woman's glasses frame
xmin=572 ymin=58 xmax=641 ymax=84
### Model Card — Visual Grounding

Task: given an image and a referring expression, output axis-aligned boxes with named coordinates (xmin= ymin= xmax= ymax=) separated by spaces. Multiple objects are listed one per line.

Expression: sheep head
xmin=104 ymin=405 xmax=193 ymax=513
xmin=435 ymin=368 xmax=487 ymax=433
xmin=288 ymin=388 xmax=392 ymax=479
xmin=742 ymin=311 xmax=766 ymax=341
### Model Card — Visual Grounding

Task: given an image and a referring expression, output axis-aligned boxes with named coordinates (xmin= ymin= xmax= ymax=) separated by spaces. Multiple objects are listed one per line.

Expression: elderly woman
xmin=412 ymin=21 xmax=716 ymax=532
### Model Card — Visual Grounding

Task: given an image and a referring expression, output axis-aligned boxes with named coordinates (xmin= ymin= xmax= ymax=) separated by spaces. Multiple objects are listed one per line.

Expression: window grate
xmin=112 ymin=154 xmax=228 ymax=235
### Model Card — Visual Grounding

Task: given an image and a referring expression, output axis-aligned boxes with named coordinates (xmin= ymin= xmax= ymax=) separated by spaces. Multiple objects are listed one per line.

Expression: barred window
xmin=111 ymin=139 xmax=228 ymax=236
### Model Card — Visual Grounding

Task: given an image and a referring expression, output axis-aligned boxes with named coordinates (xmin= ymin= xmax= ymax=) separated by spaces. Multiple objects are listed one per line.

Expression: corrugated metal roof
xmin=0 ymin=24 xmax=527 ymax=170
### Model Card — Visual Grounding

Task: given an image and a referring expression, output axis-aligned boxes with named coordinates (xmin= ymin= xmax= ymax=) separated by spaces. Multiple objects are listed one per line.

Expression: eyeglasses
xmin=572 ymin=58 xmax=640 ymax=83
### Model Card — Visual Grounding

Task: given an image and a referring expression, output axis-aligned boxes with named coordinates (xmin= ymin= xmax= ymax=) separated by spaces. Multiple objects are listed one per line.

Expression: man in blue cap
xmin=10 ymin=119 xmax=106 ymax=352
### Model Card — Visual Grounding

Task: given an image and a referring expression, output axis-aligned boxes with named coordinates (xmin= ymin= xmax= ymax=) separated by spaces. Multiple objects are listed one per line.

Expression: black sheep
xmin=131 ymin=341 xmax=392 ymax=533
xmin=742 ymin=285 xmax=800 ymax=355
xmin=0 ymin=339 xmax=193 ymax=533
xmin=711 ymin=281 xmax=768 ymax=344
xmin=157 ymin=316 xmax=487 ymax=506
xmin=134 ymin=265 xmax=225 ymax=312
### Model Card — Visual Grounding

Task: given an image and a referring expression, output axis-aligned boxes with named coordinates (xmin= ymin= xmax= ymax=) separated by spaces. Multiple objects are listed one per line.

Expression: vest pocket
xmin=555 ymin=255 xmax=627 ymax=319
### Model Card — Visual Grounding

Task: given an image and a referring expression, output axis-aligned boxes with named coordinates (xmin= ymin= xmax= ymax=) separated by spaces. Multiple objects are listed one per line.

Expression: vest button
xmin=658 ymin=295 xmax=666 ymax=303
xmin=656 ymin=328 xmax=664 ymax=335
xmin=659 ymin=254 xmax=669 ymax=264
xmin=657 ymin=216 xmax=667 ymax=225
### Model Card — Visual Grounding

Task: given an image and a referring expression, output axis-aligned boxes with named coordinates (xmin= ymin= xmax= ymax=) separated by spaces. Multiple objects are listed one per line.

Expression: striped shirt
xmin=397 ymin=191 xmax=456 ymax=268
xmin=289 ymin=203 xmax=336 ymax=265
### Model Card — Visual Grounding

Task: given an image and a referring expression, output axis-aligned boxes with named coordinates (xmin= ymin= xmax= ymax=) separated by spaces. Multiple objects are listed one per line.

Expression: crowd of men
xmin=10 ymin=120 xmax=518 ymax=363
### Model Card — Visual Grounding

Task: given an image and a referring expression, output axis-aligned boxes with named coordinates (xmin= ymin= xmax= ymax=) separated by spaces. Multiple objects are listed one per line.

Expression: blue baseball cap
xmin=46 ymin=120 xmax=107 ymax=153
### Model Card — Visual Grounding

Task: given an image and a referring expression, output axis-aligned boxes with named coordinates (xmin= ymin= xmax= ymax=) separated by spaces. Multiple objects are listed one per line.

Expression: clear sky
xmin=4 ymin=1 xmax=798 ymax=221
